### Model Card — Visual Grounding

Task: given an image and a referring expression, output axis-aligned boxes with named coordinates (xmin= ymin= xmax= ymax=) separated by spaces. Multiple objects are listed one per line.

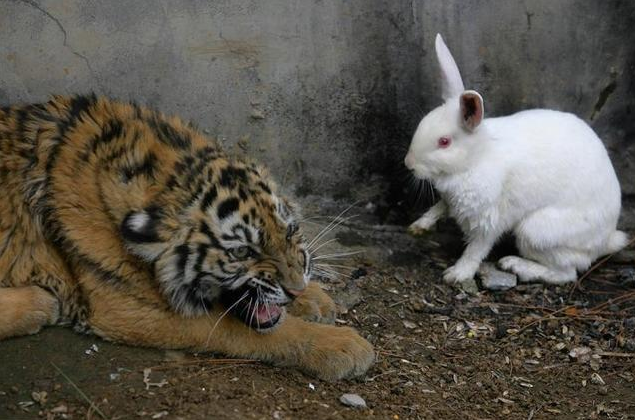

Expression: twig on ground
xmin=50 ymin=362 xmax=107 ymax=420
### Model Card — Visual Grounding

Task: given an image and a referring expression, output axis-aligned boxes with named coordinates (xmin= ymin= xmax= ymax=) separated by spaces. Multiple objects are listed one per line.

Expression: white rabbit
xmin=404 ymin=34 xmax=629 ymax=285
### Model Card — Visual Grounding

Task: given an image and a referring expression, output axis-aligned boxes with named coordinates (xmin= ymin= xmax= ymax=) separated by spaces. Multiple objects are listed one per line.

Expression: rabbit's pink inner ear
xmin=460 ymin=91 xmax=484 ymax=131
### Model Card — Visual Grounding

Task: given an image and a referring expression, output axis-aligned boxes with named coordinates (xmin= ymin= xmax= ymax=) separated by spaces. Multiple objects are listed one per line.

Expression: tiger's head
xmin=120 ymin=160 xmax=311 ymax=332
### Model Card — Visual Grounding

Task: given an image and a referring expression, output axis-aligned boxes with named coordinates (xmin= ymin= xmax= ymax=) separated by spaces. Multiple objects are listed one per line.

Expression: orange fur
xmin=0 ymin=95 xmax=373 ymax=380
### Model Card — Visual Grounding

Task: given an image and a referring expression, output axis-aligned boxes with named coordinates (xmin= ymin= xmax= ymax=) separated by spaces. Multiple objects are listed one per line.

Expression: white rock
xmin=591 ymin=373 xmax=606 ymax=385
xmin=478 ymin=263 xmax=517 ymax=291
xmin=403 ymin=320 xmax=417 ymax=329
xmin=340 ymin=393 xmax=367 ymax=408
xmin=569 ymin=346 xmax=592 ymax=362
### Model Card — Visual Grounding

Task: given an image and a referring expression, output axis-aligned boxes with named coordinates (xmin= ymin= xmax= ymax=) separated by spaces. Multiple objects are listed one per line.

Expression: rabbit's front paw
xmin=443 ymin=263 xmax=477 ymax=284
xmin=408 ymin=219 xmax=436 ymax=236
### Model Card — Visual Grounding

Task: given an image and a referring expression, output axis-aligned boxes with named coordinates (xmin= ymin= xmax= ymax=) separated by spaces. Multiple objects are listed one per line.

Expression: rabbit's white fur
xmin=405 ymin=34 xmax=628 ymax=285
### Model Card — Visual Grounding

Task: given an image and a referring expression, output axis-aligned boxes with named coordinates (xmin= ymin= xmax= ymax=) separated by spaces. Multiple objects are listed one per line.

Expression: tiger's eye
xmin=230 ymin=246 xmax=252 ymax=259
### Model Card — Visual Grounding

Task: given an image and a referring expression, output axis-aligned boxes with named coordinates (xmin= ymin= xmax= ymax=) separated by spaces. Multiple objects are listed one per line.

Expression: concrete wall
xmin=1 ymin=0 xmax=634 ymax=226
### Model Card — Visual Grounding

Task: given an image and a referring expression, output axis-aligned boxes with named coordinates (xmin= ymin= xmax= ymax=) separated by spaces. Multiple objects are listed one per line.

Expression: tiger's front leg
xmin=87 ymin=284 xmax=374 ymax=382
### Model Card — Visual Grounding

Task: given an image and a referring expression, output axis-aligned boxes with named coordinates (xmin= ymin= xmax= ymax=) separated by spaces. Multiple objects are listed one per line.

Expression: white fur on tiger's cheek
xmin=128 ymin=211 xmax=150 ymax=232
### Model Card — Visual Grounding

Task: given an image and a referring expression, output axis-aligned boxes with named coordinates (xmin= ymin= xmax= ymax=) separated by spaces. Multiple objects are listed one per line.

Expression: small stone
xmin=454 ymin=292 xmax=468 ymax=301
xmin=590 ymin=373 xmax=605 ymax=385
xmin=402 ymin=320 xmax=417 ymax=329
xmin=569 ymin=346 xmax=592 ymax=362
xmin=554 ymin=342 xmax=567 ymax=351
xmin=624 ymin=317 xmax=635 ymax=329
xmin=478 ymin=263 xmax=517 ymax=291
xmin=410 ymin=298 xmax=425 ymax=312
xmin=50 ymin=404 xmax=68 ymax=414
xmin=598 ymin=386 xmax=609 ymax=395
xmin=31 ymin=391 xmax=47 ymax=405
xmin=250 ymin=109 xmax=265 ymax=119
xmin=625 ymin=338 xmax=635 ymax=352
xmin=340 ymin=393 xmax=367 ymax=409
xmin=458 ymin=278 xmax=479 ymax=295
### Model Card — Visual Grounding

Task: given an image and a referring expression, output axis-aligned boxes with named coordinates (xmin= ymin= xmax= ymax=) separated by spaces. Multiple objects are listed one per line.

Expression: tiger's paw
xmin=287 ymin=282 xmax=337 ymax=324
xmin=298 ymin=325 xmax=375 ymax=381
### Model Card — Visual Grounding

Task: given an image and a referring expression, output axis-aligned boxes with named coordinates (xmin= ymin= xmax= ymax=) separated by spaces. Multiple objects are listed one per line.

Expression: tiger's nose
xmin=404 ymin=152 xmax=415 ymax=169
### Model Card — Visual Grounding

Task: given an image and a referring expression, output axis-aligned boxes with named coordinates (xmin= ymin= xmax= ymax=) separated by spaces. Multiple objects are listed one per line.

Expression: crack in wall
xmin=590 ymin=79 xmax=617 ymax=121
xmin=14 ymin=0 xmax=105 ymax=92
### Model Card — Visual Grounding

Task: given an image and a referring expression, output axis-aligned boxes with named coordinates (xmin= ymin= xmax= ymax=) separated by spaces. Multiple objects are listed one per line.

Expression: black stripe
xmin=81 ymin=119 xmax=125 ymax=161
xmin=148 ymin=116 xmax=191 ymax=150
xmin=15 ymin=107 xmax=30 ymax=137
xmin=121 ymin=152 xmax=157 ymax=182
xmin=44 ymin=218 xmax=126 ymax=284
xmin=165 ymin=174 xmax=180 ymax=190
xmin=217 ymin=198 xmax=239 ymax=220
xmin=194 ymin=243 xmax=210 ymax=272
xmin=257 ymin=181 xmax=272 ymax=194
xmin=219 ymin=167 xmax=247 ymax=188
xmin=55 ymin=94 xmax=97 ymax=138
xmin=200 ymin=186 xmax=218 ymax=211
xmin=47 ymin=94 xmax=98 ymax=173
xmin=175 ymin=244 xmax=190 ymax=280
xmin=200 ymin=221 xmax=221 ymax=247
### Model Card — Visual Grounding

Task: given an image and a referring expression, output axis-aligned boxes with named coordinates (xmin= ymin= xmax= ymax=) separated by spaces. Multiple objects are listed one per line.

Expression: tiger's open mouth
xmin=233 ymin=299 xmax=284 ymax=331
xmin=220 ymin=288 xmax=287 ymax=332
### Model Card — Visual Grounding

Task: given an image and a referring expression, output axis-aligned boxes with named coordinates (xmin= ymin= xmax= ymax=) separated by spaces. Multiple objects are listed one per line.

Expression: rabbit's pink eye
xmin=438 ymin=136 xmax=451 ymax=148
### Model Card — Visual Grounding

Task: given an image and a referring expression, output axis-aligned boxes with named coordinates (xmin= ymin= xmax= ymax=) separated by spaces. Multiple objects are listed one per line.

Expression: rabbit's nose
xmin=404 ymin=153 xmax=414 ymax=169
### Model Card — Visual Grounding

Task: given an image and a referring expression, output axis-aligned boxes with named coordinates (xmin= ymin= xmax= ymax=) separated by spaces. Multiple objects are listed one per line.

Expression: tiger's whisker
xmin=312 ymin=250 xmax=364 ymax=260
xmin=314 ymin=266 xmax=352 ymax=279
xmin=206 ymin=291 xmax=249 ymax=346
xmin=313 ymin=268 xmax=337 ymax=280
xmin=307 ymin=213 xmax=359 ymax=252
xmin=309 ymin=238 xmax=338 ymax=254
xmin=315 ymin=262 xmax=356 ymax=270
xmin=306 ymin=202 xmax=358 ymax=249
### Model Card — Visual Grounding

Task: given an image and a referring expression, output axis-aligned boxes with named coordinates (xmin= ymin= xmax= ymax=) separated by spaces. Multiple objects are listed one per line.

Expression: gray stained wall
xmin=1 ymin=1 xmax=634 ymax=226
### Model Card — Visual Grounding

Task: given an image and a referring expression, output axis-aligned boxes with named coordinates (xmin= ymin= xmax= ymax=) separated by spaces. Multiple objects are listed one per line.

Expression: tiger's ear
xmin=121 ymin=207 xmax=167 ymax=261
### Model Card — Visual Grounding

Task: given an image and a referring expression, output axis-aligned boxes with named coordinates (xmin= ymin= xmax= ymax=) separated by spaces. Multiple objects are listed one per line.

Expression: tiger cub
xmin=0 ymin=95 xmax=374 ymax=381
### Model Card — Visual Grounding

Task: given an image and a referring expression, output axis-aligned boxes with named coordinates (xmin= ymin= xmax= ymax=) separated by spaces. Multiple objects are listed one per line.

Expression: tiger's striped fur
xmin=0 ymin=95 xmax=374 ymax=381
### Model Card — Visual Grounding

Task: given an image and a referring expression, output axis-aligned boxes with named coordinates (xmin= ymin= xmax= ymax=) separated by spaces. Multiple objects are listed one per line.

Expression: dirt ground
xmin=1 ymin=203 xmax=634 ymax=420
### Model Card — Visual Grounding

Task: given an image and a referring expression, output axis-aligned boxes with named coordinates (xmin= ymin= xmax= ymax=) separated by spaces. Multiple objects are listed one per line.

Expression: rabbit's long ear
xmin=435 ymin=34 xmax=465 ymax=100
xmin=460 ymin=90 xmax=484 ymax=131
